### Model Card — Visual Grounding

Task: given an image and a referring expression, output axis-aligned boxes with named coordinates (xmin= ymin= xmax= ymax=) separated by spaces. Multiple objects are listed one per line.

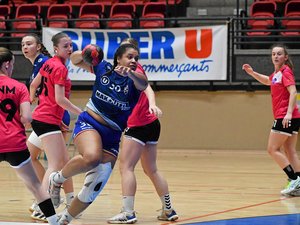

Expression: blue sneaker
xmin=157 ymin=209 xmax=178 ymax=221
xmin=107 ymin=211 xmax=137 ymax=224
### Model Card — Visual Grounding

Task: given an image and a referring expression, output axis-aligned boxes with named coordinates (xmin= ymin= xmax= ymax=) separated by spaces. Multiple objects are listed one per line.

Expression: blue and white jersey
xmin=30 ymin=53 xmax=49 ymax=82
xmin=87 ymin=60 xmax=142 ymax=131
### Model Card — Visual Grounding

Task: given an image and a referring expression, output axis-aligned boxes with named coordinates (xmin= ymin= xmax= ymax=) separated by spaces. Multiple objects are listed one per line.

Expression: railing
xmin=231 ymin=16 xmax=300 ymax=90
xmin=2 ymin=16 xmax=300 ymax=91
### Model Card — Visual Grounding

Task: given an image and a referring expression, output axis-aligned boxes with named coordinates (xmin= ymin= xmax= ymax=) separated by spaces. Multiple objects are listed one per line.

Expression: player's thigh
xmin=120 ymin=137 xmax=143 ymax=169
xmin=141 ymin=144 xmax=158 ymax=174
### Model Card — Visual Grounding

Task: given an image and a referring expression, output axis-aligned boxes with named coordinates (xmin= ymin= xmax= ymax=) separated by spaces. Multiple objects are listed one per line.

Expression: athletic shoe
xmin=157 ymin=209 xmax=178 ymax=221
xmin=30 ymin=209 xmax=47 ymax=222
xmin=107 ymin=211 xmax=137 ymax=224
xmin=29 ymin=201 xmax=38 ymax=213
xmin=290 ymin=188 xmax=300 ymax=196
xmin=48 ymin=172 xmax=63 ymax=208
xmin=58 ymin=212 xmax=73 ymax=225
xmin=59 ymin=204 xmax=82 ymax=219
xmin=281 ymin=176 xmax=300 ymax=195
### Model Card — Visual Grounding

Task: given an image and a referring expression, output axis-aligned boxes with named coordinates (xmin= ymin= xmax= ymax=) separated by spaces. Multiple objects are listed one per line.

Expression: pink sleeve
xmin=53 ymin=66 xmax=68 ymax=86
xmin=282 ymin=68 xmax=295 ymax=87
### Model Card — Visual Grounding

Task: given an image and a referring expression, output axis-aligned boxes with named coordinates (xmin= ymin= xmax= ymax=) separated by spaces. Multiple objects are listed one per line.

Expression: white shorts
xmin=27 ymin=131 xmax=43 ymax=149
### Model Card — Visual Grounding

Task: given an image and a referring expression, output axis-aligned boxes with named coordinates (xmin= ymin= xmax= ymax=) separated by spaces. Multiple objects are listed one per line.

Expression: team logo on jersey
xmin=101 ymin=76 xmax=110 ymax=85
xmin=124 ymin=85 xmax=129 ymax=95
xmin=272 ymin=71 xmax=282 ymax=84
xmin=38 ymin=58 xmax=43 ymax=63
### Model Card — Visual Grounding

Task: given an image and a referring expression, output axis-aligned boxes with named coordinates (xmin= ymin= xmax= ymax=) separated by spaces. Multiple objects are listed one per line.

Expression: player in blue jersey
xmin=21 ymin=33 xmax=75 ymax=221
xmin=48 ymin=43 xmax=148 ymax=225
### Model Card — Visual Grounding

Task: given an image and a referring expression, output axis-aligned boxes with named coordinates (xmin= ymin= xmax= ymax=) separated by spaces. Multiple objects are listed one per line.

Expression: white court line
xmin=0 ymin=223 xmax=45 ymax=225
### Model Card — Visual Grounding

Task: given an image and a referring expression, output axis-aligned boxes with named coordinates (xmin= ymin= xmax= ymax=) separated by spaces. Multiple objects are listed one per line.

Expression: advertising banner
xmin=43 ymin=25 xmax=227 ymax=81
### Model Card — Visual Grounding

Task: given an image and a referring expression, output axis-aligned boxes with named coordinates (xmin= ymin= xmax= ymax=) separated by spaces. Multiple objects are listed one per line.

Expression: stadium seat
xmin=33 ymin=0 xmax=56 ymax=7
xmin=155 ymin=0 xmax=182 ymax=4
xmin=9 ymin=0 xmax=24 ymax=7
xmin=64 ymin=0 xmax=89 ymax=7
xmin=139 ymin=2 xmax=166 ymax=28
xmin=280 ymin=0 xmax=300 ymax=36
xmin=12 ymin=4 xmax=41 ymax=37
xmin=75 ymin=3 xmax=105 ymax=29
xmin=247 ymin=0 xmax=277 ymax=36
xmin=107 ymin=3 xmax=136 ymax=29
xmin=47 ymin=3 xmax=72 ymax=28
xmin=94 ymin=0 xmax=119 ymax=6
xmin=126 ymin=0 xmax=151 ymax=6
xmin=0 ymin=5 xmax=10 ymax=37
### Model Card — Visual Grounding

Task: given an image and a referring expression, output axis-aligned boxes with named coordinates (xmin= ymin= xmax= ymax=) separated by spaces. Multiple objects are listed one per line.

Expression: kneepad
xmin=78 ymin=162 xmax=112 ymax=204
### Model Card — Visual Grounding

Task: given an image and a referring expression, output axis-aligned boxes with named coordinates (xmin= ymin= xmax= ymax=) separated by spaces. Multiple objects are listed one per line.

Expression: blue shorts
xmin=61 ymin=110 xmax=71 ymax=131
xmin=73 ymin=111 xmax=121 ymax=158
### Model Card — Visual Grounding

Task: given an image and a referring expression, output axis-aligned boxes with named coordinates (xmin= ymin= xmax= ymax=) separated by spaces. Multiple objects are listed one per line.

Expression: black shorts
xmin=271 ymin=118 xmax=300 ymax=136
xmin=124 ymin=119 xmax=160 ymax=145
xmin=31 ymin=119 xmax=61 ymax=138
xmin=0 ymin=149 xmax=31 ymax=167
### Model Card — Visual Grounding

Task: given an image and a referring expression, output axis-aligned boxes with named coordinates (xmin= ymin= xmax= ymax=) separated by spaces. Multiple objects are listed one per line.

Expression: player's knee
xmin=142 ymin=163 xmax=156 ymax=175
xmin=77 ymin=162 xmax=112 ymax=204
xmin=83 ymin=154 xmax=101 ymax=170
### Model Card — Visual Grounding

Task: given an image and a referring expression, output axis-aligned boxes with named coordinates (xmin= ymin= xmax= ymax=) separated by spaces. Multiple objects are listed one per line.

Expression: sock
xmin=122 ymin=196 xmax=134 ymax=213
xmin=283 ymin=165 xmax=298 ymax=180
xmin=54 ymin=171 xmax=67 ymax=184
xmin=65 ymin=192 xmax=75 ymax=206
xmin=38 ymin=198 xmax=56 ymax=217
xmin=160 ymin=194 xmax=172 ymax=210
xmin=38 ymin=198 xmax=57 ymax=224
xmin=47 ymin=214 xmax=59 ymax=225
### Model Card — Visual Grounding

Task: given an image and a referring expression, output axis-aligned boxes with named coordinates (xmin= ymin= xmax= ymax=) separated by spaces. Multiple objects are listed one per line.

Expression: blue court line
xmin=161 ymin=198 xmax=286 ymax=225
xmin=182 ymin=213 xmax=300 ymax=225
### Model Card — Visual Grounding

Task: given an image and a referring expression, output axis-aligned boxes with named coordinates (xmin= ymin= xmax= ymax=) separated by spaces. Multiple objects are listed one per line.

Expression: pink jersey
xmin=32 ymin=56 xmax=71 ymax=125
xmin=0 ymin=75 xmax=30 ymax=153
xmin=127 ymin=63 xmax=157 ymax=127
xmin=269 ymin=65 xmax=300 ymax=119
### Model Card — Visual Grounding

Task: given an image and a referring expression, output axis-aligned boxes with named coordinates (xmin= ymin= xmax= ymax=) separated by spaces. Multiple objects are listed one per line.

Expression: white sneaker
xmin=30 ymin=209 xmax=47 ymax=222
xmin=107 ymin=211 xmax=137 ymax=224
xmin=29 ymin=201 xmax=38 ymax=213
xmin=59 ymin=204 xmax=82 ymax=219
xmin=58 ymin=211 xmax=73 ymax=225
xmin=48 ymin=172 xmax=63 ymax=208
xmin=281 ymin=176 xmax=300 ymax=195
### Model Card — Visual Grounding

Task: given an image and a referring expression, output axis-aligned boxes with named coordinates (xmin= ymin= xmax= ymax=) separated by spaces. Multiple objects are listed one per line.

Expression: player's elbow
xmin=21 ymin=114 xmax=32 ymax=124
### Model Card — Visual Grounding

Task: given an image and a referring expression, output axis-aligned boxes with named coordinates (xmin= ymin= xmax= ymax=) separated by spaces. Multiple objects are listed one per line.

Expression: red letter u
xmin=185 ymin=29 xmax=212 ymax=58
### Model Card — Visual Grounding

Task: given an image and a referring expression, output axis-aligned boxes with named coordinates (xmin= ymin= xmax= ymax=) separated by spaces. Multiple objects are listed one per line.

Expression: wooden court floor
xmin=0 ymin=148 xmax=300 ymax=225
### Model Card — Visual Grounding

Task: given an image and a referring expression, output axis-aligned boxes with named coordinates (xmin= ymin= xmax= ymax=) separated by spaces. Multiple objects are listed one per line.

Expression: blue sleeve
xmin=93 ymin=60 xmax=112 ymax=78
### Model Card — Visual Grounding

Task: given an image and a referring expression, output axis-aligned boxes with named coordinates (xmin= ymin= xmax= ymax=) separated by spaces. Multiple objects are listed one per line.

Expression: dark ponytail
xmin=22 ymin=33 xmax=52 ymax=58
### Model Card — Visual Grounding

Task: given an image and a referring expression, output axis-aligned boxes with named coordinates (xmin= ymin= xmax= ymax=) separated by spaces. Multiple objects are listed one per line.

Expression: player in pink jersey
xmin=30 ymin=32 xmax=82 ymax=209
xmin=22 ymin=33 xmax=77 ymax=221
xmin=0 ymin=47 xmax=60 ymax=225
xmin=108 ymin=38 xmax=178 ymax=224
xmin=243 ymin=44 xmax=300 ymax=196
